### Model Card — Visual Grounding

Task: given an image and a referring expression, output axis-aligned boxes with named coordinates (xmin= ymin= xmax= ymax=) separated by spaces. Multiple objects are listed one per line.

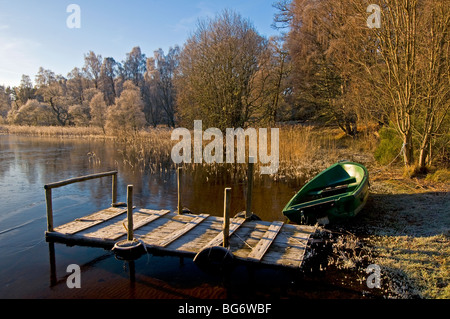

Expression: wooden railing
xmin=44 ymin=171 xmax=118 ymax=232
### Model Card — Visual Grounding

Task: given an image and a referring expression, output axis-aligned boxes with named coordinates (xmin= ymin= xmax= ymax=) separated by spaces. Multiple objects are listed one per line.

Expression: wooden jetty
xmin=44 ymin=169 xmax=318 ymax=270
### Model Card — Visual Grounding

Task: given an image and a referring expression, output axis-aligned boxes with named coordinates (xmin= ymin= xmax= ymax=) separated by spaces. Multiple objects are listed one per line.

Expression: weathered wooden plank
xmin=247 ymin=221 xmax=284 ymax=261
xmin=116 ymin=209 xmax=170 ymax=240
xmin=231 ymin=222 xmax=270 ymax=258
xmin=259 ymin=229 xmax=311 ymax=268
xmin=229 ymin=221 xmax=315 ymax=269
xmin=54 ymin=207 xmax=126 ymax=235
xmin=164 ymin=216 xmax=223 ymax=252
xmin=158 ymin=213 xmax=209 ymax=247
xmin=83 ymin=209 xmax=170 ymax=240
xmin=137 ymin=213 xmax=202 ymax=246
xmin=202 ymin=217 xmax=246 ymax=249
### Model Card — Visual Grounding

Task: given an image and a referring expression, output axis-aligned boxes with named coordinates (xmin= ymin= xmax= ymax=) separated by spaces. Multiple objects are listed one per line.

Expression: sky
xmin=0 ymin=0 xmax=282 ymax=88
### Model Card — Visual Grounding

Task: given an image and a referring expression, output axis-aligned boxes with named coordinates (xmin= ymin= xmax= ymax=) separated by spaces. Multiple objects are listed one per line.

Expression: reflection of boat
xmin=282 ymin=161 xmax=369 ymax=225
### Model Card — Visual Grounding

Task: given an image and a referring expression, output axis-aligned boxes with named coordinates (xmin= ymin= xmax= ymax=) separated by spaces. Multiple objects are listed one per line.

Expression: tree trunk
xmin=402 ymin=131 xmax=414 ymax=167
xmin=418 ymin=132 xmax=431 ymax=172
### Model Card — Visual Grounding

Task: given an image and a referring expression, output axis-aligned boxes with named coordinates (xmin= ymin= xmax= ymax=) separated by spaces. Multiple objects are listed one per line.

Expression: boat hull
xmin=282 ymin=161 xmax=369 ymax=225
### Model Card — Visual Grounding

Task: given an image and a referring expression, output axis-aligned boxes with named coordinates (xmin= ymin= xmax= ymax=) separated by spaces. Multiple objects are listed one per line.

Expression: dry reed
xmin=112 ymin=124 xmax=378 ymax=183
xmin=1 ymin=124 xmax=378 ymax=182
xmin=0 ymin=125 xmax=106 ymax=138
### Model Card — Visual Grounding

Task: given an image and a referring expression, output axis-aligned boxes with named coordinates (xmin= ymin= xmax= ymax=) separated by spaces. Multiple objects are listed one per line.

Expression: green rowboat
xmin=282 ymin=161 xmax=369 ymax=225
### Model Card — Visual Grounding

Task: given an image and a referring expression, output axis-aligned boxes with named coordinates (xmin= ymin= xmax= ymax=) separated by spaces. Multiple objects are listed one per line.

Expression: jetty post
xmin=246 ymin=157 xmax=254 ymax=219
xmin=177 ymin=167 xmax=182 ymax=214
xmin=112 ymin=172 xmax=118 ymax=207
xmin=45 ymin=188 xmax=53 ymax=232
xmin=223 ymin=188 xmax=231 ymax=248
xmin=127 ymin=184 xmax=134 ymax=241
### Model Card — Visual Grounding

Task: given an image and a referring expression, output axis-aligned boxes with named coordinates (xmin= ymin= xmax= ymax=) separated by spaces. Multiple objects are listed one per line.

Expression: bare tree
xmin=8 ymin=99 xmax=54 ymax=126
xmin=34 ymin=68 xmax=71 ymax=126
xmin=35 ymin=67 xmax=56 ymax=91
xmin=415 ymin=1 xmax=450 ymax=170
xmin=90 ymin=92 xmax=108 ymax=133
xmin=250 ymin=36 xmax=291 ymax=125
xmin=106 ymin=80 xmax=146 ymax=133
xmin=16 ymin=75 xmax=35 ymax=106
xmin=285 ymin=0 xmax=362 ymax=136
xmin=176 ymin=9 xmax=267 ymax=130
xmin=0 ymin=86 xmax=12 ymax=121
xmin=122 ymin=47 xmax=146 ymax=88
xmin=142 ymin=57 xmax=162 ymax=127
xmin=367 ymin=0 xmax=419 ymax=166
xmin=44 ymin=82 xmax=71 ymax=126
xmin=83 ymin=51 xmax=103 ymax=89
xmin=99 ymin=57 xmax=118 ymax=105
xmin=66 ymin=67 xmax=85 ymax=106
xmin=144 ymin=47 xmax=180 ymax=127
xmin=329 ymin=0 xmax=448 ymax=169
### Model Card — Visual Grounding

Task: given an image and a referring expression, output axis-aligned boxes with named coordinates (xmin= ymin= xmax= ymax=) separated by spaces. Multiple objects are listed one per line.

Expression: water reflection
xmin=2 ymin=134 xmax=338 ymax=299
xmin=0 ymin=134 xmax=301 ymax=221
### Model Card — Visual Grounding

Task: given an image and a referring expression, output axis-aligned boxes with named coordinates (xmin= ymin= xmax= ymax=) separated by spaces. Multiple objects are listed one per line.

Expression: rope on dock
xmin=233 ymin=232 xmax=254 ymax=249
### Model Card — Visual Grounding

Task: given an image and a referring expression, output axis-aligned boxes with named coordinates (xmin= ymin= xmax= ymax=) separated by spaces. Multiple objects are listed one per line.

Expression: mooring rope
xmin=233 ymin=232 xmax=254 ymax=249
xmin=117 ymin=222 xmax=150 ymax=264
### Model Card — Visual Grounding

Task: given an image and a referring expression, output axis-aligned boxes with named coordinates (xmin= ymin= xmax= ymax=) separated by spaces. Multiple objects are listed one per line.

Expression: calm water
xmin=0 ymin=134 xmax=364 ymax=300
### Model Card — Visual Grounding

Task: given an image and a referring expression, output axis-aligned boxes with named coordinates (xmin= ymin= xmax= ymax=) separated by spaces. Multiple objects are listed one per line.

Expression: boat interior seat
xmin=308 ymin=177 xmax=357 ymax=196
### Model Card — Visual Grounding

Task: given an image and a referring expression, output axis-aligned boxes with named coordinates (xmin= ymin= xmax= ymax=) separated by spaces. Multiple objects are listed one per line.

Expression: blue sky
xmin=0 ymin=0 xmax=281 ymax=88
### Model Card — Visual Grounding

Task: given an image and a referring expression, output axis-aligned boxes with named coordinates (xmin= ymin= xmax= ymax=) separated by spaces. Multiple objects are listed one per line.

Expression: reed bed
xmin=113 ymin=128 xmax=176 ymax=174
xmin=112 ymin=124 xmax=377 ymax=183
xmin=2 ymin=124 xmax=378 ymax=182
xmin=0 ymin=125 xmax=107 ymax=138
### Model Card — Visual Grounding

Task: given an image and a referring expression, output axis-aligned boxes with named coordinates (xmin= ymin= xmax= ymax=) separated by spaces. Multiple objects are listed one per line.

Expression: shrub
xmin=374 ymin=126 xmax=403 ymax=165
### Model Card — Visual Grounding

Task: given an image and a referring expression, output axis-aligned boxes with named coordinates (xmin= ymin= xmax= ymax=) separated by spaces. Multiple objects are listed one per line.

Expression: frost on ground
xmin=339 ymin=172 xmax=450 ymax=299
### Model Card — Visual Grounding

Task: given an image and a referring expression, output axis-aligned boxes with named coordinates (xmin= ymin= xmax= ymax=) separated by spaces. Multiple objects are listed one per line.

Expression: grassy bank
xmin=2 ymin=124 xmax=448 ymax=299
xmin=327 ymin=169 xmax=450 ymax=299
xmin=367 ymin=171 xmax=449 ymax=299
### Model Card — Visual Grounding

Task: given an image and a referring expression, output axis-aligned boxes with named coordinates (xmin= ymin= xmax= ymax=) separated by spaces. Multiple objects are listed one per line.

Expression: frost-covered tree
xmin=106 ymin=81 xmax=146 ymax=133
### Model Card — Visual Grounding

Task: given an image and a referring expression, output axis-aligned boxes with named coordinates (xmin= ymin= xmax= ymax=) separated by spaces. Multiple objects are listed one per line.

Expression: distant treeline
xmin=0 ymin=1 xmax=448 ymax=171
